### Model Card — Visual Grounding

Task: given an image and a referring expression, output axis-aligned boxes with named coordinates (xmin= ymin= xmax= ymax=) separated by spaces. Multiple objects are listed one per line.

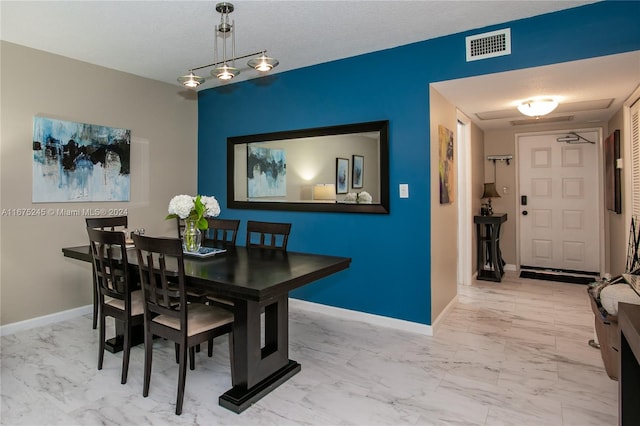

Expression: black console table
xmin=619 ymin=302 xmax=640 ymax=425
xmin=474 ymin=214 xmax=507 ymax=282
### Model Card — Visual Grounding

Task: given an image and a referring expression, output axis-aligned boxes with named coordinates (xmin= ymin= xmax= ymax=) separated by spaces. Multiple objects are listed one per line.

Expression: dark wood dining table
xmin=62 ymin=244 xmax=351 ymax=413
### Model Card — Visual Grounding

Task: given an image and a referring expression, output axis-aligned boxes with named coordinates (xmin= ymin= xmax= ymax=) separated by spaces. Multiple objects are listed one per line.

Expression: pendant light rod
xmin=189 ymin=50 xmax=268 ymax=72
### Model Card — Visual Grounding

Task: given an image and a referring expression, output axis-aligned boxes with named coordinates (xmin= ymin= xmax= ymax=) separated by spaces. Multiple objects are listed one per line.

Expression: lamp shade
xmin=313 ymin=184 xmax=336 ymax=201
xmin=481 ymin=183 xmax=501 ymax=199
xmin=517 ymin=98 xmax=558 ymax=117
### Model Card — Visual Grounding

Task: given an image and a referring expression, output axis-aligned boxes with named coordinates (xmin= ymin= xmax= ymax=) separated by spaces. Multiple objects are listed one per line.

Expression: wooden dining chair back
xmin=175 ymin=217 xmax=185 ymax=239
xmin=86 ymin=215 xmax=128 ymax=231
xmin=132 ymin=234 xmax=234 ymax=415
xmin=85 ymin=216 xmax=129 ymax=329
xmin=246 ymin=220 xmax=292 ymax=250
xmin=203 ymin=218 xmax=240 ymax=246
xmin=87 ymin=227 xmax=143 ymax=385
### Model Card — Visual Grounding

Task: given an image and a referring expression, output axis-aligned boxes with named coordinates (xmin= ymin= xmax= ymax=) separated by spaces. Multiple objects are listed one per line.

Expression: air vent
xmin=466 ymin=28 xmax=511 ymax=61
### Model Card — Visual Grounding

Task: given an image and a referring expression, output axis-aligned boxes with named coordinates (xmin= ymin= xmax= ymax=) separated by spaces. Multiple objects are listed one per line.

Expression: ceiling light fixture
xmin=517 ymin=98 xmax=559 ymax=117
xmin=177 ymin=2 xmax=279 ymax=88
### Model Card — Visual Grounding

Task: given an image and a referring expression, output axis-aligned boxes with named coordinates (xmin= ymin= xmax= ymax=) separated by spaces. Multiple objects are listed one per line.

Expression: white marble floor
xmin=1 ymin=272 xmax=617 ymax=425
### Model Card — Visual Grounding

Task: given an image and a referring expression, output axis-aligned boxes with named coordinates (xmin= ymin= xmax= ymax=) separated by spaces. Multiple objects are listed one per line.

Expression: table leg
xmin=219 ymin=294 xmax=301 ymax=413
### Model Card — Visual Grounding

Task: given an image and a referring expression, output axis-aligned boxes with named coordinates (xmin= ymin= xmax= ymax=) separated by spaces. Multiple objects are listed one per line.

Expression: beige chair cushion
xmin=600 ymin=284 xmax=640 ymax=316
xmin=206 ymin=295 xmax=235 ymax=306
xmin=105 ymin=290 xmax=144 ymax=316
xmin=152 ymin=303 xmax=233 ymax=336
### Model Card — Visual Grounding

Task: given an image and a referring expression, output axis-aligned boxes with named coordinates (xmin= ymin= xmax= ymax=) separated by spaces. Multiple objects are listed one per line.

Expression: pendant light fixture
xmin=178 ymin=2 xmax=279 ymax=88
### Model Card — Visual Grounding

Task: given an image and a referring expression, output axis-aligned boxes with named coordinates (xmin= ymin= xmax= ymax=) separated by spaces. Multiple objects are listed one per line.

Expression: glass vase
xmin=182 ymin=219 xmax=202 ymax=253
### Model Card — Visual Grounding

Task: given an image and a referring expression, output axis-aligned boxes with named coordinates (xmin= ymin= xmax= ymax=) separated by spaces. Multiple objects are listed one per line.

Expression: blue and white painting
xmin=247 ymin=146 xmax=286 ymax=197
xmin=32 ymin=117 xmax=130 ymax=202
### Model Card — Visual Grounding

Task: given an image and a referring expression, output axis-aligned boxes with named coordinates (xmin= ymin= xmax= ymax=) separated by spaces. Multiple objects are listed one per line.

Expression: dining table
xmin=62 ymin=243 xmax=351 ymax=413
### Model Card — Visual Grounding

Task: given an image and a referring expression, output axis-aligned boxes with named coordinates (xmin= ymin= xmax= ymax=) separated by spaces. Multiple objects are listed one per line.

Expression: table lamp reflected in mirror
xmin=313 ymin=184 xmax=336 ymax=202
xmin=481 ymin=182 xmax=501 ymax=216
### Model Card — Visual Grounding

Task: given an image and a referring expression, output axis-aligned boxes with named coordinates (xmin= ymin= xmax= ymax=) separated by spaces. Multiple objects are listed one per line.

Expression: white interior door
xmin=518 ymin=131 xmax=600 ymax=273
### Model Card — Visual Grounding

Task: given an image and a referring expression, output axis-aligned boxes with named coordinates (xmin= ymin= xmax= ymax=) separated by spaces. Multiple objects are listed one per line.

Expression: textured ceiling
xmin=0 ymin=1 xmax=598 ymax=88
xmin=2 ymin=1 xmax=638 ymax=130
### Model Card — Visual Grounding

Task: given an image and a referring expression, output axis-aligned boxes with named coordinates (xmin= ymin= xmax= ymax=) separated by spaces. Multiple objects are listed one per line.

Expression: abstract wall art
xmin=247 ymin=145 xmax=287 ymax=197
xmin=336 ymin=157 xmax=349 ymax=194
xmin=352 ymin=155 xmax=364 ymax=189
xmin=32 ymin=117 xmax=130 ymax=202
xmin=438 ymin=125 xmax=454 ymax=204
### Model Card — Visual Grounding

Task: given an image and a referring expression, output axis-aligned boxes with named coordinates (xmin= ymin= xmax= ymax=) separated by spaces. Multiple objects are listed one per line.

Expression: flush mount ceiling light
xmin=517 ymin=98 xmax=559 ymax=117
xmin=177 ymin=2 xmax=279 ymax=88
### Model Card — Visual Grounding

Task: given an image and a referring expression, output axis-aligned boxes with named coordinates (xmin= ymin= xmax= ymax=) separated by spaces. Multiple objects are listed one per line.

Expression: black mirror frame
xmin=227 ymin=120 xmax=389 ymax=214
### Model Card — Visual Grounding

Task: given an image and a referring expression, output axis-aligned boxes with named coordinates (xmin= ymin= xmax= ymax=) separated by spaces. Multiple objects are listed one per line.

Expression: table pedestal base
xmin=219 ymin=360 xmax=301 ymax=413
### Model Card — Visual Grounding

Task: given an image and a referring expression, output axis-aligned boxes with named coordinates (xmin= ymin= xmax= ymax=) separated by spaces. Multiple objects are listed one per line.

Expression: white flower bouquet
xmin=357 ymin=191 xmax=372 ymax=204
xmin=344 ymin=192 xmax=358 ymax=203
xmin=166 ymin=194 xmax=220 ymax=252
xmin=166 ymin=194 xmax=220 ymax=230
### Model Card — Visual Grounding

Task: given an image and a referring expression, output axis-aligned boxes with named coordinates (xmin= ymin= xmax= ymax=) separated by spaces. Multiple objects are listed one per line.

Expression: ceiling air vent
xmin=466 ymin=28 xmax=511 ymax=62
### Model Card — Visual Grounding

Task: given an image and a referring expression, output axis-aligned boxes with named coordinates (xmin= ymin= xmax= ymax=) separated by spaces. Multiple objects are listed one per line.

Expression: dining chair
xmin=245 ymin=220 xmax=292 ymax=250
xmin=132 ymin=234 xmax=234 ymax=416
xmin=86 ymin=216 xmax=129 ymax=329
xmin=87 ymin=227 xmax=143 ymax=385
xmin=202 ymin=218 xmax=240 ymax=246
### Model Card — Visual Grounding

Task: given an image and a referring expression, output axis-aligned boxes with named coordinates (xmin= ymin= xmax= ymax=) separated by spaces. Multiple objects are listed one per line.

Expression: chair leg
xmin=143 ymin=329 xmax=153 ymax=397
xmin=208 ymin=338 xmax=213 ymax=357
xmin=189 ymin=346 xmax=195 ymax=371
xmin=98 ymin=312 xmax=106 ymax=370
xmin=176 ymin=343 xmax=188 ymax=415
xmin=174 ymin=342 xmax=179 ymax=364
xmin=92 ymin=274 xmax=98 ymax=330
xmin=121 ymin=321 xmax=131 ymax=384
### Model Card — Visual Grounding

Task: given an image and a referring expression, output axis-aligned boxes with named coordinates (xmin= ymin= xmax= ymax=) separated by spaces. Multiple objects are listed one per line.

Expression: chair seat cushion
xmin=600 ymin=284 xmax=640 ymax=316
xmin=152 ymin=303 xmax=233 ymax=336
xmin=206 ymin=295 xmax=235 ymax=306
xmin=105 ymin=290 xmax=144 ymax=316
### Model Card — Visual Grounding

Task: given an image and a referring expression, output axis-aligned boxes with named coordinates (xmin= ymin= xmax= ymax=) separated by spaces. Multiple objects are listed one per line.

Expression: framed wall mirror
xmin=227 ymin=120 xmax=389 ymax=213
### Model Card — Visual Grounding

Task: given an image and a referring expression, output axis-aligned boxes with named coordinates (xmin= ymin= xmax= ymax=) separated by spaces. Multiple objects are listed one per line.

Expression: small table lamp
xmin=313 ymin=184 xmax=336 ymax=201
xmin=481 ymin=182 xmax=501 ymax=215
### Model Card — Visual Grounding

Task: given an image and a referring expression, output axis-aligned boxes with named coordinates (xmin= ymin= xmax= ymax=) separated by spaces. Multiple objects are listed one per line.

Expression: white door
xmin=518 ymin=131 xmax=600 ymax=273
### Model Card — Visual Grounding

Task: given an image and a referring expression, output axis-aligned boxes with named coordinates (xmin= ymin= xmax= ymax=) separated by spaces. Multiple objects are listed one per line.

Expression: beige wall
xmin=607 ymin=108 xmax=628 ymax=276
xmin=470 ymin=121 xmax=485 ymax=274
xmin=0 ymin=42 xmax=198 ymax=325
xmin=484 ymin=120 xmax=608 ymax=269
xmin=429 ymin=87 xmax=458 ymax=322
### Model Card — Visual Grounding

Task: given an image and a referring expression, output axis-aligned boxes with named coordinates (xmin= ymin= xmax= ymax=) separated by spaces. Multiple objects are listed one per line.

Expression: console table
xmin=618 ymin=302 xmax=640 ymax=425
xmin=474 ymin=214 xmax=507 ymax=282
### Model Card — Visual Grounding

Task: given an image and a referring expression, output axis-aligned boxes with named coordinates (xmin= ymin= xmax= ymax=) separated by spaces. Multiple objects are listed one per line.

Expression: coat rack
xmin=486 ymin=155 xmax=513 ymax=181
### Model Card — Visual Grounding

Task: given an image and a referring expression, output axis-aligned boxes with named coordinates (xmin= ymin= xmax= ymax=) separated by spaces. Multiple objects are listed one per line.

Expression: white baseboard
xmin=2 ymin=299 xmax=439 ymax=338
xmin=504 ymin=263 xmax=517 ymax=271
xmin=430 ymin=294 xmax=458 ymax=334
xmin=0 ymin=305 xmax=92 ymax=337
xmin=289 ymin=298 xmax=433 ymax=336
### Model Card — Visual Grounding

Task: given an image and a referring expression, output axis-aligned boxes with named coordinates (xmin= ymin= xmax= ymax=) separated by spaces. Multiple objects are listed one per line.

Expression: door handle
xmin=521 ymin=195 xmax=527 ymax=206
xmin=522 ymin=210 xmax=528 ymax=216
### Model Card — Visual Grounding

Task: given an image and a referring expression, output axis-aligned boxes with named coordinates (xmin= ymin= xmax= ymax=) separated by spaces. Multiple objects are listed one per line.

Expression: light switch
xmin=399 ymin=184 xmax=409 ymax=198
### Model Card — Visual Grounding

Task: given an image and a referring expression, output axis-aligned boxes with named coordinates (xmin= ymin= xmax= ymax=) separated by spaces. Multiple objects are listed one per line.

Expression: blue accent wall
xmin=198 ymin=1 xmax=640 ymax=325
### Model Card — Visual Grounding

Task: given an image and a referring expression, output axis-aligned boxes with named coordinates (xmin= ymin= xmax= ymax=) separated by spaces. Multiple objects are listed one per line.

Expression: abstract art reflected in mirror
xmin=227 ymin=121 xmax=389 ymax=213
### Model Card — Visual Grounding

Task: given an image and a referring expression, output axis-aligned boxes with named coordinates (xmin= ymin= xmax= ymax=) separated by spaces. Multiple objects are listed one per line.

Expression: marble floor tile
xmin=1 ymin=272 xmax=617 ymax=425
